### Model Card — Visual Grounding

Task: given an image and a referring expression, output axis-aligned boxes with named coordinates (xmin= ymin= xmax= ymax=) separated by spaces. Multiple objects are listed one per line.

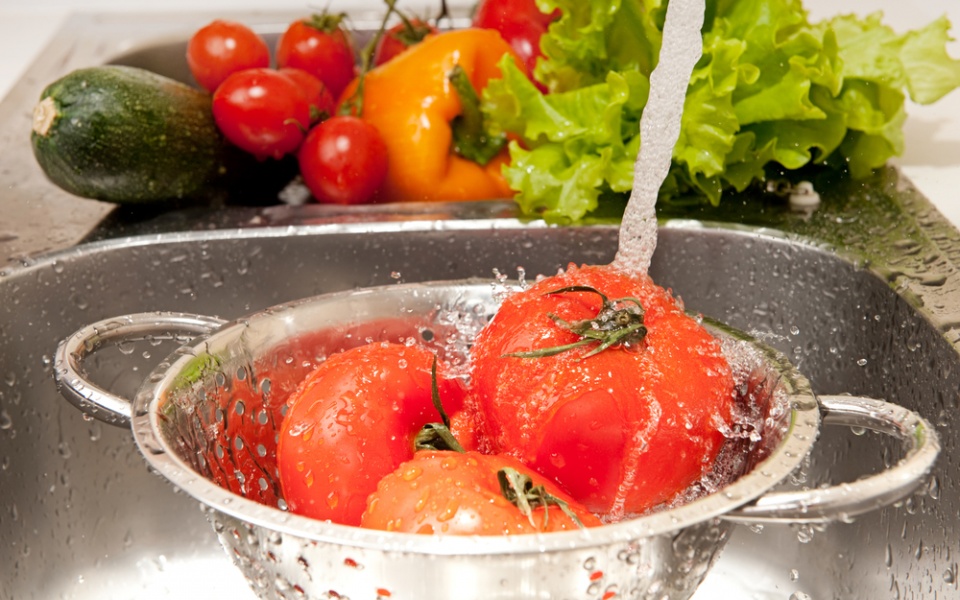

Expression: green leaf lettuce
xmin=482 ymin=0 xmax=960 ymax=222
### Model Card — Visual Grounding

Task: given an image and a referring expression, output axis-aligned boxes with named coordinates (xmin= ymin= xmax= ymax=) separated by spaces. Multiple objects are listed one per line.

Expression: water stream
xmin=612 ymin=0 xmax=705 ymax=275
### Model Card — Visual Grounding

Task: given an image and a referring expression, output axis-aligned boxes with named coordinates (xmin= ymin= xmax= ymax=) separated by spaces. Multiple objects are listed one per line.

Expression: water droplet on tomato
xmin=401 ymin=466 xmax=423 ymax=481
xmin=437 ymin=498 xmax=460 ymax=522
xmin=326 ymin=492 xmax=339 ymax=509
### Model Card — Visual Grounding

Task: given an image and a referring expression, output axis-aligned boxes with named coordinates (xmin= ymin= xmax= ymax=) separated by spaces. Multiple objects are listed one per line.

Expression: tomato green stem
xmin=340 ymin=0 xmax=400 ymax=117
xmin=413 ymin=356 xmax=465 ymax=453
xmin=303 ymin=12 xmax=348 ymax=33
xmin=504 ymin=285 xmax=647 ymax=359
xmin=497 ymin=467 xmax=585 ymax=529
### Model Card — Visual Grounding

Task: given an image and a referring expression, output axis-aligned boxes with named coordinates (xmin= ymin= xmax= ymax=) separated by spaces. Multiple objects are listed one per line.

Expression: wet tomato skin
xmin=276 ymin=18 xmax=357 ymax=100
xmin=212 ymin=68 xmax=311 ymax=160
xmin=278 ymin=67 xmax=336 ymax=122
xmin=186 ymin=20 xmax=270 ymax=93
xmin=470 ymin=263 xmax=736 ymax=517
xmin=361 ymin=451 xmax=601 ymax=535
xmin=297 ymin=115 xmax=388 ymax=205
xmin=276 ymin=342 xmax=471 ymax=526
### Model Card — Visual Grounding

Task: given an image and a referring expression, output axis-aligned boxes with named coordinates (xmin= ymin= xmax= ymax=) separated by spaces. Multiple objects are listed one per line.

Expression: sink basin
xmin=2 ymin=197 xmax=958 ymax=599
xmin=1 ymin=10 xmax=958 ymax=600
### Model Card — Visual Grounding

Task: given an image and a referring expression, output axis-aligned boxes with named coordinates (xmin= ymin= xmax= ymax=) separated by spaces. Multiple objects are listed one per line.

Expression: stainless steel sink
xmin=2 ymin=10 xmax=959 ymax=600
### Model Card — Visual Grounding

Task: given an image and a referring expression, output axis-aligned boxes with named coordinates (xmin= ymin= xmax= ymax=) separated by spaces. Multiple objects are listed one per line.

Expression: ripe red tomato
xmin=186 ymin=20 xmax=270 ymax=93
xmin=212 ymin=68 xmax=311 ymax=160
xmin=470 ymin=264 xmax=736 ymax=519
xmin=276 ymin=15 xmax=357 ymax=100
xmin=276 ymin=342 xmax=473 ymax=526
xmin=297 ymin=115 xmax=389 ymax=205
xmin=279 ymin=67 xmax=336 ymax=122
xmin=472 ymin=0 xmax=557 ymax=84
xmin=361 ymin=450 xmax=601 ymax=535
xmin=373 ymin=19 xmax=438 ymax=66
xmin=472 ymin=0 xmax=559 ymax=29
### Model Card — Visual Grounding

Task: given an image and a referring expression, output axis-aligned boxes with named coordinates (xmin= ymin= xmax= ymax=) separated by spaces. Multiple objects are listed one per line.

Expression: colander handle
xmin=721 ymin=394 xmax=940 ymax=524
xmin=54 ymin=312 xmax=226 ymax=428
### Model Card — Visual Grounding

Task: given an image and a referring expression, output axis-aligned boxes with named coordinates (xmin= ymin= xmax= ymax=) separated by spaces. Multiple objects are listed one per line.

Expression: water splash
xmin=613 ymin=0 xmax=705 ymax=274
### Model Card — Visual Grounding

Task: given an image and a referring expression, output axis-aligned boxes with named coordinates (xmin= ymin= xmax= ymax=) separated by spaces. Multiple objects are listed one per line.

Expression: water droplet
xmin=401 ymin=466 xmax=422 ymax=482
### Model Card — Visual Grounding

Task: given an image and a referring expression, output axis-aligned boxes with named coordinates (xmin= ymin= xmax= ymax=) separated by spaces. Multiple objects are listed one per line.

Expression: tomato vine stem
xmin=504 ymin=285 xmax=647 ymax=359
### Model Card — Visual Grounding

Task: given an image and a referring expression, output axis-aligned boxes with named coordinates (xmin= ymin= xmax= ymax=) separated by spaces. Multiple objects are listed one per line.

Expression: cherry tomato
xmin=276 ymin=342 xmax=472 ymax=526
xmin=276 ymin=15 xmax=357 ymax=100
xmin=373 ymin=19 xmax=438 ymax=66
xmin=279 ymin=67 xmax=336 ymax=122
xmin=186 ymin=20 xmax=270 ymax=93
xmin=212 ymin=68 xmax=311 ymax=160
xmin=361 ymin=451 xmax=601 ymax=535
xmin=469 ymin=264 xmax=736 ymax=519
xmin=472 ymin=0 xmax=557 ymax=90
xmin=297 ymin=115 xmax=388 ymax=205
xmin=472 ymin=0 xmax=559 ymax=29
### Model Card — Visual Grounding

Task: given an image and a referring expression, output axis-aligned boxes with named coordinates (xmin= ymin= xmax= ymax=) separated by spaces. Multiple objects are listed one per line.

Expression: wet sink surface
xmin=1 ymin=194 xmax=959 ymax=599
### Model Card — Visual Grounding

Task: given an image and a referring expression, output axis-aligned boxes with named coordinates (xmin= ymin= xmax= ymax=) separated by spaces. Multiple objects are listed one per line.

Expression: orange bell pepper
xmin=340 ymin=28 xmax=525 ymax=203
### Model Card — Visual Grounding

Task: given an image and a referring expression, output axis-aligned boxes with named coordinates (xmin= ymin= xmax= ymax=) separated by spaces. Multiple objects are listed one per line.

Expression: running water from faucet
xmin=612 ymin=0 xmax=705 ymax=275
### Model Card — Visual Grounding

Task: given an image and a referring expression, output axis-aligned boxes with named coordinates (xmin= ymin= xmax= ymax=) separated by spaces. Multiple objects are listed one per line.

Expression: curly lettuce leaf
xmin=483 ymin=0 xmax=960 ymax=222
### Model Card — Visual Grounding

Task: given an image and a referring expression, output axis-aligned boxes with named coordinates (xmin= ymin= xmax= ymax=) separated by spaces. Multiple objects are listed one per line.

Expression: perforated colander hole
xmin=257 ymin=444 xmax=267 ymax=457
xmin=260 ymin=378 xmax=271 ymax=395
xmin=257 ymin=409 xmax=269 ymax=425
xmin=236 ymin=366 xmax=247 ymax=381
xmin=215 ymin=371 xmax=226 ymax=387
xmin=420 ymin=328 xmax=435 ymax=342
xmin=235 ymin=400 xmax=245 ymax=416
xmin=234 ymin=437 xmax=244 ymax=451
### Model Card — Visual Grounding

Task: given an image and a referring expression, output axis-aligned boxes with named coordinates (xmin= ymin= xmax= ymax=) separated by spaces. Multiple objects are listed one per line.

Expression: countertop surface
xmin=1 ymin=0 xmax=958 ymax=246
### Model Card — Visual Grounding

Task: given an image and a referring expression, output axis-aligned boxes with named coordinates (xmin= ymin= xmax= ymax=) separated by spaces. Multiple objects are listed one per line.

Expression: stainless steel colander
xmin=54 ymin=279 xmax=940 ymax=600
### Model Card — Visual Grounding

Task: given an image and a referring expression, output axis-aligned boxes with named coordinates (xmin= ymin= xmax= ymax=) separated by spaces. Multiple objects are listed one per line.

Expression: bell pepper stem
xmin=448 ymin=65 xmax=507 ymax=165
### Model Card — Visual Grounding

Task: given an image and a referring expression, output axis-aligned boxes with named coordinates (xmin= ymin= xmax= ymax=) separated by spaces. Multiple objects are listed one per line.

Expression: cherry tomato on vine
xmin=276 ymin=14 xmax=357 ymax=100
xmin=186 ymin=20 xmax=270 ymax=93
xmin=277 ymin=342 xmax=473 ymax=526
xmin=212 ymin=68 xmax=312 ymax=160
xmin=297 ymin=115 xmax=389 ymax=205
xmin=373 ymin=18 xmax=438 ymax=66
xmin=279 ymin=67 xmax=336 ymax=122
xmin=361 ymin=451 xmax=601 ymax=535
xmin=469 ymin=263 xmax=736 ymax=518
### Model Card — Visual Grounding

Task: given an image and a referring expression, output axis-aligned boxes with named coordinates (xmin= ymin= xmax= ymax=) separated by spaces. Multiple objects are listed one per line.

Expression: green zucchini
xmin=30 ymin=65 xmax=291 ymax=204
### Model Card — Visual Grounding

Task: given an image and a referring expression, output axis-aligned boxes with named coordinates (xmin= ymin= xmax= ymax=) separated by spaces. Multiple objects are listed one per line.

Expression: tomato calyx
xmin=302 ymin=12 xmax=348 ymax=34
xmin=448 ymin=65 xmax=507 ymax=165
xmin=391 ymin=14 xmax=436 ymax=48
xmin=505 ymin=285 xmax=648 ymax=359
xmin=497 ymin=467 xmax=586 ymax=529
xmin=413 ymin=357 xmax=466 ymax=453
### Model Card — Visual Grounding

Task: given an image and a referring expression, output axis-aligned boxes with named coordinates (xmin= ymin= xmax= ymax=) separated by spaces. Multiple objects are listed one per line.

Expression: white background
xmin=1 ymin=0 xmax=958 ymax=224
